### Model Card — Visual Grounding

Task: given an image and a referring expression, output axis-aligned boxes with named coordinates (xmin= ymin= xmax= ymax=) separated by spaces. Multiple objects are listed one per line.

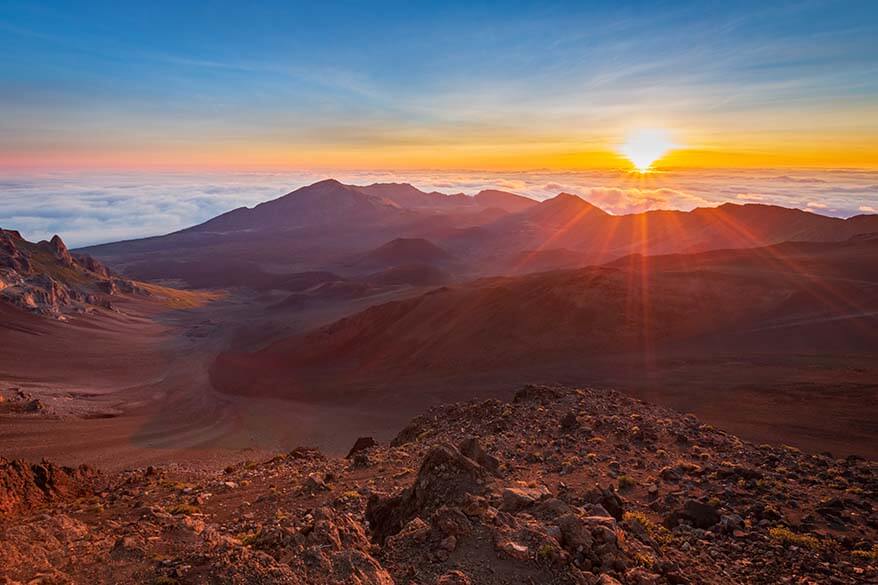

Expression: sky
xmin=1 ymin=0 xmax=877 ymax=170
xmin=0 ymin=1 xmax=877 ymax=245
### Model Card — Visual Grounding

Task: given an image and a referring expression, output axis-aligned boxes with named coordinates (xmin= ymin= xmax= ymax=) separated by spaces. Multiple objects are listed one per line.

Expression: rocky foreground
xmin=1 ymin=386 xmax=876 ymax=584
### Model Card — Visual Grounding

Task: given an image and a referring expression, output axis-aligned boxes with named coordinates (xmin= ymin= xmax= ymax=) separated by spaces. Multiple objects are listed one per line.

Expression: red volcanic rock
xmin=664 ymin=499 xmax=721 ymax=529
xmin=0 ymin=386 xmax=876 ymax=583
xmin=458 ymin=436 xmax=502 ymax=476
xmin=0 ymin=229 xmax=146 ymax=317
xmin=48 ymin=234 xmax=75 ymax=267
xmin=346 ymin=436 xmax=378 ymax=459
xmin=366 ymin=443 xmax=492 ymax=543
xmin=0 ymin=457 xmax=96 ymax=516
xmin=73 ymin=252 xmax=112 ymax=278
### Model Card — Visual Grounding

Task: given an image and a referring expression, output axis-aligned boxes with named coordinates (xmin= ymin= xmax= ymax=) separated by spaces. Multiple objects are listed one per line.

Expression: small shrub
xmin=852 ymin=545 xmax=878 ymax=561
xmin=768 ymin=527 xmax=821 ymax=551
xmin=169 ymin=502 xmax=198 ymax=516
xmin=617 ymin=475 xmax=636 ymax=491
xmin=536 ymin=542 xmax=560 ymax=563
xmin=624 ymin=511 xmax=673 ymax=545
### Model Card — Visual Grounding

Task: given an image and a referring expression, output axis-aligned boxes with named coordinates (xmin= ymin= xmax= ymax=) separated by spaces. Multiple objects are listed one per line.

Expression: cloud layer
xmin=1 ymin=168 xmax=876 ymax=247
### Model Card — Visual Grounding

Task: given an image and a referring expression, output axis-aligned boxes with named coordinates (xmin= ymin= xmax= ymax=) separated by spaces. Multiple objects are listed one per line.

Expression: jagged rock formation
xmin=0 ymin=229 xmax=147 ymax=318
xmin=0 ymin=458 xmax=96 ymax=516
xmin=0 ymin=385 xmax=875 ymax=584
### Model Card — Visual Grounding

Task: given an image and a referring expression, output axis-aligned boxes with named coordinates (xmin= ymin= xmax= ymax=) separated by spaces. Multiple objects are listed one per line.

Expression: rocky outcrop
xmin=346 ymin=436 xmax=378 ymax=459
xmin=663 ymin=499 xmax=720 ymax=529
xmin=0 ymin=230 xmax=32 ymax=273
xmin=0 ymin=386 xmax=876 ymax=584
xmin=73 ymin=252 xmax=112 ymax=278
xmin=0 ymin=228 xmax=146 ymax=317
xmin=0 ymin=457 xmax=96 ymax=516
xmin=366 ymin=442 xmax=491 ymax=543
xmin=48 ymin=234 xmax=75 ymax=267
xmin=249 ymin=506 xmax=394 ymax=584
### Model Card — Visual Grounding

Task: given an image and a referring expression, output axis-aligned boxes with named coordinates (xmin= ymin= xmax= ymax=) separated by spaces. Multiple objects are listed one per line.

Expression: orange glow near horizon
xmin=2 ymin=133 xmax=877 ymax=172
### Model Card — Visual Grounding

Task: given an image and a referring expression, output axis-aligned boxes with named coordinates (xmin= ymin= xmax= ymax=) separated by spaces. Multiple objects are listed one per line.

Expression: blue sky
xmin=1 ymin=0 xmax=877 ymax=168
xmin=1 ymin=1 xmax=876 ymax=245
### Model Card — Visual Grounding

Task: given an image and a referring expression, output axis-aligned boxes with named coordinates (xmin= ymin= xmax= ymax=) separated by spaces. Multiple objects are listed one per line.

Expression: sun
xmin=619 ymin=128 xmax=676 ymax=173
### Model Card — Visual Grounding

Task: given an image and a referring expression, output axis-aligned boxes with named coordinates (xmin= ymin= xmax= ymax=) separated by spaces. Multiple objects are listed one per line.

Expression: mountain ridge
xmin=75 ymin=178 xmax=878 ymax=288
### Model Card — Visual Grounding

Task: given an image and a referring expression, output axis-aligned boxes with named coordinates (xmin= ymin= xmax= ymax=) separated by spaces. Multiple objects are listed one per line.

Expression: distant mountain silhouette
xmin=357 ymin=183 xmax=536 ymax=214
xmin=79 ymin=178 xmax=878 ymax=288
xmin=190 ymin=179 xmax=409 ymax=233
xmin=449 ymin=195 xmax=878 ymax=269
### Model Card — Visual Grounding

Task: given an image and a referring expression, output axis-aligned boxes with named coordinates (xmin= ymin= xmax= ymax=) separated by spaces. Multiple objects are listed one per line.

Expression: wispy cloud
xmin=2 ymin=2 xmax=876 ymax=167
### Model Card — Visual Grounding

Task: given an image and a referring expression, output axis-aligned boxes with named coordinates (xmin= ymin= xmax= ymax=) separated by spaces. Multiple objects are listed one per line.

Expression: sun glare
xmin=619 ymin=128 xmax=676 ymax=173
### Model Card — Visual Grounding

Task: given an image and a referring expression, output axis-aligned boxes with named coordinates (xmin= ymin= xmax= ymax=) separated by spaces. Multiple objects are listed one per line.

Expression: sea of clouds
xmin=1 ymin=168 xmax=876 ymax=247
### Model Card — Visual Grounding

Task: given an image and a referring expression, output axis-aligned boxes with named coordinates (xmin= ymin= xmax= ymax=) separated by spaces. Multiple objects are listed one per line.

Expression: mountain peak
xmin=542 ymin=192 xmax=607 ymax=213
xmin=552 ymin=192 xmax=586 ymax=202
xmin=310 ymin=178 xmax=344 ymax=188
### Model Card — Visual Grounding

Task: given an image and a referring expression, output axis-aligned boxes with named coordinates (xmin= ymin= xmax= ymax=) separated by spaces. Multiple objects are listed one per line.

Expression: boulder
xmin=328 ymin=550 xmax=394 ymax=585
xmin=458 ymin=436 xmax=501 ymax=475
xmin=391 ymin=416 xmax=429 ymax=446
xmin=366 ymin=444 xmax=491 ymax=542
xmin=347 ymin=436 xmax=378 ymax=459
xmin=664 ymin=499 xmax=720 ymax=529
xmin=501 ymin=485 xmax=551 ymax=511
xmin=302 ymin=473 xmax=329 ymax=493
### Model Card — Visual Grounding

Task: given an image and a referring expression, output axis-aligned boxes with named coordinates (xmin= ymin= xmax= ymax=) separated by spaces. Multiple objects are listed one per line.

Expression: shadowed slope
xmin=213 ymin=235 xmax=878 ymax=391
